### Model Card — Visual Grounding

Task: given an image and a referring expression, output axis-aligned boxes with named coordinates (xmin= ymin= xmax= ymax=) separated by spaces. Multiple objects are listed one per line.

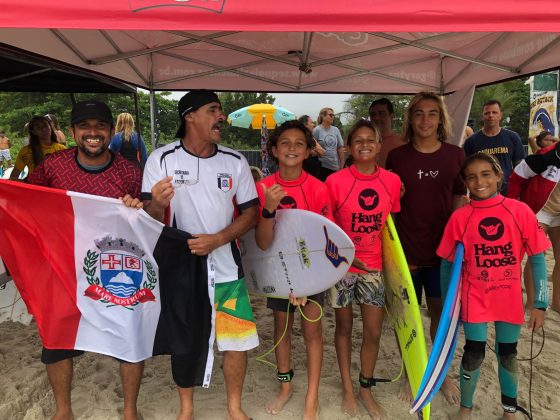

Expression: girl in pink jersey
xmin=325 ymin=120 xmax=401 ymax=419
xmin=255 ymin=120 xmax=332 ymax=420
xmin=437 ymin=153 xmax=550 ymax=419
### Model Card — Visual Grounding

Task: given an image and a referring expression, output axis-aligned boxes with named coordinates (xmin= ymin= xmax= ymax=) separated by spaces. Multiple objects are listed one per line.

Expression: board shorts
xmin=214 ymin=277 xmax=259 ymax=352
xmin=0 ymin=149 xmax=11 ymax=162
xmin=328 ymin=271 xmax=385 ymax=308
xmin=41 ymin=348 xmax=84 ymax=364
xmin=536 ymin=209 xmax=560 ymax=228
xmin=267 ymin=292 xmax=324 ymax=313
xmin=41 ymin=348 xmax=134 ymax=365
xmin=410 ymin=264 xmax=441 ymax=304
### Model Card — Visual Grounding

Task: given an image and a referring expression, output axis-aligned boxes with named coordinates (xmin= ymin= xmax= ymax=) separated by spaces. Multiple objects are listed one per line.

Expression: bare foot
xmin=226 ymin=407 xmax=251 ymax=420
xmin=265 ymin=384 xmax=292 ymax=415
xmin=176 ymin=407 xmax=194 ymax=420
xmin=52 ymin=409 xmax=73 ymax=420
xmin=123 ymin=408 xmax=142 ymax=420
xmin=398 ymin=380 xmax=412 ymax=404
xmin=303 ymin=394 xmax=319 ymax=420
xmin=341 ymin=391 xmax=360 ymax=416
xmin=358 ymin=388 xmax=386 ymax=420
xmin=451 ymin=406 xmax=471 ymax=420
xmin=441 ymin=376 xmax=460 ymax=405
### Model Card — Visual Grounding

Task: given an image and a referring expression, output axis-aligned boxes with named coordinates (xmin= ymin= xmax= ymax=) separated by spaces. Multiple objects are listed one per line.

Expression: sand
xmin=1 ymin=264 xmax=560 ymax=419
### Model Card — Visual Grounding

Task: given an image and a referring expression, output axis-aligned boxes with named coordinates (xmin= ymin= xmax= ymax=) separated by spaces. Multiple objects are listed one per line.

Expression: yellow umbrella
xmin=227 ymin=103 xmax=295 ymax=129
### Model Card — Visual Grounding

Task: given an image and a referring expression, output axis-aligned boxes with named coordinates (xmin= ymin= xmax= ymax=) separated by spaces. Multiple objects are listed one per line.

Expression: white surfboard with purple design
xmin=239 ymin=209 xmax=354 ymax=298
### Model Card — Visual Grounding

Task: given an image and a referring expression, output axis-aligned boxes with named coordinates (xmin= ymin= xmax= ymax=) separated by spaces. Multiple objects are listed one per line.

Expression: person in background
xmin=250 ymin=166 xmax=263 ymax=183
xmin=45 ymin=114 xmax=67 ymax=145
xmin=463 ymin=100 xmax=524 ymax=194
xmin=528 ymin=130 xmax=558 ymax=154
xmin=11 ymin=115 xmax=65 ymax=180
xmin=368 ymin=98 xmax=405 ymax=168
xmin=313 ymin=108 xmax=345 ymax=181
xmin=0 ymin=131 xmax=12 ymax=170
xmin=462 ymin=125 xmax=474 ymax=145
xmin=109 ymin=112 xmax=148 ymax=168
xmin=508 ymin=142 xmax=560 ymax=313
xmin=298 ymin=114 xmax=325 ymax=179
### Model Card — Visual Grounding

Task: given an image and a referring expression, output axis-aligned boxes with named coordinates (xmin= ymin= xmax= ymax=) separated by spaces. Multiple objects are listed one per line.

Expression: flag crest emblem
xmin=217 ymin=173 xmax=233 ymax=192
xmin=83 ymin=236 xmax=158 ymax=308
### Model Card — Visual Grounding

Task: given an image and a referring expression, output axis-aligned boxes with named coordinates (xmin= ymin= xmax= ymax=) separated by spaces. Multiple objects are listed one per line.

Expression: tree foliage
xmin=0 ymin=91 xmax=179 ymax=155
xmin=469 ymin=78 xmax=530 ymax=140
xmin=343 ymin=94 xmax=411 ymax=133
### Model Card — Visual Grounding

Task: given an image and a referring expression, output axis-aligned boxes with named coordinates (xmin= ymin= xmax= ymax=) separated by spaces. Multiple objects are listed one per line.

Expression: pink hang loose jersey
xmin=326 ymin=166 xmax=401 ymax=273
xmin=257 ymin=171 xmax=332 ymax=219
xmin=437 ymin=195 xmax=550 ymax=324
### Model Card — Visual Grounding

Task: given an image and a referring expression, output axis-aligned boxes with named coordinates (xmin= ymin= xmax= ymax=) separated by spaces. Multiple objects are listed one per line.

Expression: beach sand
xmin=1 ymin=261 xmax=559 ymax=419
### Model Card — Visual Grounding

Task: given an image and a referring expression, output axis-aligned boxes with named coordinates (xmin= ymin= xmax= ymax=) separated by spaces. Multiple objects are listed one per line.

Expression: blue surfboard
xmin=410 ymin=242 xmax=464 ymax=414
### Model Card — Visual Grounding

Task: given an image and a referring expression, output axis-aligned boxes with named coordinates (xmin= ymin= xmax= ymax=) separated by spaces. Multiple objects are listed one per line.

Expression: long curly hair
xmin=28 ymin=115 xmax=57 ymax=168
xmin=115 ymin=112 xmax=135 ymax=142
xmin=402 ymin=91 xmax=452 ymax=143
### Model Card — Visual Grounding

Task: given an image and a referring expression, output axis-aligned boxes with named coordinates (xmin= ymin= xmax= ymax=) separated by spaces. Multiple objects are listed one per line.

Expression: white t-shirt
xmin=142 ymin=141 xmax=258 ymax=283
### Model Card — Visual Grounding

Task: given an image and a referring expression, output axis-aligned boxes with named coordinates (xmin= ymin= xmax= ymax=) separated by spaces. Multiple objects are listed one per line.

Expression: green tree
xmin=343 ymin=94 xmax=411 ymax=133
xmin=0 ymin=91 xmax=180 ymax=156
xmin=469 ymin=79 xmax=530 ymax=140
xmin=218 ymin=92 xmax=276 ymax=149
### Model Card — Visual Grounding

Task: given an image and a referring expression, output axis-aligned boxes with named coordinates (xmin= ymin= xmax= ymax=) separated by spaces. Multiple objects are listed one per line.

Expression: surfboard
xmin=381 ymin=214 xmax=430 ymax=420
xmin=411 ymin=242 xmax=464 ymax=414
xmin=239 ymin=209 xmax=355 ymax=298
xmin=0 ymin=257 xmax=33 ymax=325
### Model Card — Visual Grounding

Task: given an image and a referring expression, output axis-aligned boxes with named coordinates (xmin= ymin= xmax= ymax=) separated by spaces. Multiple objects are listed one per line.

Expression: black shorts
xmin=267 ymin=292 xmax=324 ymax=313
xmin=171 ymin=354 xmax=208 ymax=388
xmin=41 ymin=347 xmax=132 ymax=365
xmin=410 ymin=264 xmax=442 ymax=305
xmin=41 ymin=347 xmax=84 ymax=365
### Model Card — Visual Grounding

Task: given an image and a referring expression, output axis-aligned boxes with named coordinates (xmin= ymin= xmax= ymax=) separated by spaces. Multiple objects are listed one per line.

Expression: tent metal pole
xmin=149 ymin=89 xmax=156 ymax=150
xmin=134 ymin=92 xmax=142 ymax=139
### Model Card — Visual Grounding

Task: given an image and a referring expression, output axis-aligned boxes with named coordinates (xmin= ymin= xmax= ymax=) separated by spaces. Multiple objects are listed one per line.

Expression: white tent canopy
xmin=1 ymin=30 xmax=558 ymax=94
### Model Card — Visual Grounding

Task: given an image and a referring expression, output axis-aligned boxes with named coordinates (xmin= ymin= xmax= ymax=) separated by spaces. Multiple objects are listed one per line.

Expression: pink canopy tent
xmin=1 ymin=1 xmax=559 ymax=94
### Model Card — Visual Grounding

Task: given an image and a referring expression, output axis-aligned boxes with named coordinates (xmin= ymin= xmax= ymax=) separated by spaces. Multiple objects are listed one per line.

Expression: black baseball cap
xmin=176 ymin=90 xmax=220 ymax=138
xmin=71 ymin=101 xmax=114 ymax=125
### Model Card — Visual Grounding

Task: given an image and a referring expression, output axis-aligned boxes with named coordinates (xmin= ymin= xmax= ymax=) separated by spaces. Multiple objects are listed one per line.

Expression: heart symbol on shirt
xmin=430 ymin=171 xmax=439 ymax=178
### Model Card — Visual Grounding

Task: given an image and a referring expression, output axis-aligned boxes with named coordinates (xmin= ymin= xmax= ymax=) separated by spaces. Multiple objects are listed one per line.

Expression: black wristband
xmin=261 ymin=208 xmax=276 ymax=219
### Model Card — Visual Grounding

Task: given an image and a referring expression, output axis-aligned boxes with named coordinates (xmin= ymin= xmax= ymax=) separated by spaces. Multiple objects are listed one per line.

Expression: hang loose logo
xmin=358 ymin=189 xmax=379 ymax=211
xmin=324 ymin=226 xmax=349 ymax=268
xmin=478 ymin=217 xmax=504 ymax=241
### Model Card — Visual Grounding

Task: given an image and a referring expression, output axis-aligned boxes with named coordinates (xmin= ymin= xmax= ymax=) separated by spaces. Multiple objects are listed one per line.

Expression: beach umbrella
xmin=227 ymin=104 xmax=295 ymax=175
xmin=227 ymin=104 xmax=295 ymax=130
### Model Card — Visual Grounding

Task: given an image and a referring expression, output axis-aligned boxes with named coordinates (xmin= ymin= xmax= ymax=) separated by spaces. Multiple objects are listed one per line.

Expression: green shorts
xmin=214 ymin=278 xmax=259 ymax=351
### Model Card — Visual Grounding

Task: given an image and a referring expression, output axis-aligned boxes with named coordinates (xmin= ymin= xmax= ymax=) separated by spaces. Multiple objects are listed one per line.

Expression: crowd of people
xmin=1 ymin=89 xmax=557 ymax=420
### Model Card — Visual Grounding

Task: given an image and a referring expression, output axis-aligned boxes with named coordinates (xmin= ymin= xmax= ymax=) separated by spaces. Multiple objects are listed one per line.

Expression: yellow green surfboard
xmin=382 ymin=214 xmax=430 ymax=420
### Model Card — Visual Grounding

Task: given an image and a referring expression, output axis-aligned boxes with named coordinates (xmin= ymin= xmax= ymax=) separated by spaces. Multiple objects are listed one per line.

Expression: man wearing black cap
xmin=28 ymin=100 xmax=144 ymax=420
xmin=142 ymin=90 xmax=259 ymax=420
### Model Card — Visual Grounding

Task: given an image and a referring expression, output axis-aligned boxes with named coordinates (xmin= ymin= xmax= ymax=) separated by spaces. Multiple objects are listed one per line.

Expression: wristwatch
xmin=261 ymin=208 xmax=276 ymax=219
